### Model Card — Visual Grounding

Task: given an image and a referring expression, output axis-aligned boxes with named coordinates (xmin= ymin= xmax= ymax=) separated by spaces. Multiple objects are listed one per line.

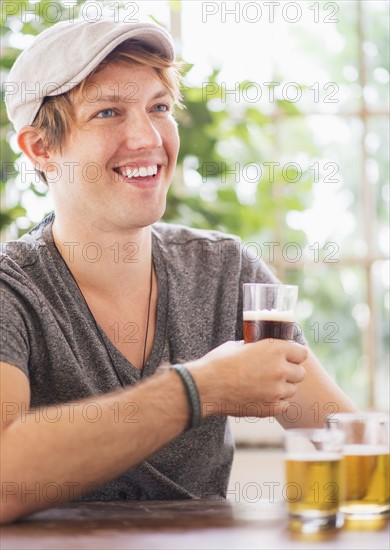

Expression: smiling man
xmin=0 ymin=19 xmax=357 ymax=523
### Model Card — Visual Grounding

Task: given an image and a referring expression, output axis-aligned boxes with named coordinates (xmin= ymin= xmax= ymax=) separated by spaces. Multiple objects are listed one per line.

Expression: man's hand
xmin=187 ymin=339 xmax=308 ymax=418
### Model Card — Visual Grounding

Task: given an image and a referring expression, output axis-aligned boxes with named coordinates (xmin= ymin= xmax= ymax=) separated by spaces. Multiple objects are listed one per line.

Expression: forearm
xmin=277 ymin=348 xmax=359 ymax=429
xmin=1 ymin=369 xmax=194 ymax=522
xmin=1 ymin=338 xmax=309 ymax=523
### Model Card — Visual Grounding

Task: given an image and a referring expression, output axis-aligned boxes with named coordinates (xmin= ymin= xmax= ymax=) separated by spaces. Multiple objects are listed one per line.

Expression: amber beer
xmin=243 ymin=310 xmax=295 ymax=343
xmin=341 ymin=445 xmax=390 ymax=517
xmin=325 ymin=412 xmax=389 ymax=523
xmin=285 ymin=454 xmax=342 ymax=518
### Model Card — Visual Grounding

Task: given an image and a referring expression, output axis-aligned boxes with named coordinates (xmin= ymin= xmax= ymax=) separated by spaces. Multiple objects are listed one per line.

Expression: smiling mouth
xmin=114 ymin=164 xmax=159 ymax=180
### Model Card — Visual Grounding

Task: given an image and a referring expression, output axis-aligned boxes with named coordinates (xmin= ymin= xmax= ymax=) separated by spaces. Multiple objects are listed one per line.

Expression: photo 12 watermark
xmin=201 ymin=239 xmax=340 ymax=265
xmin=1 ymin=401 xmax=140 ymax=425
xmin=200 ymin=161 xmax=340 ymax=185
xmin=201 ymin=2 xmax=340 ymax=24
xmin=1 ymin=1 xmax=141 ymax=24
xmin=3 ymin=81 xmax=140 ymax=109
xmin=202 ymin=81 xmax=339 ymax=105
xmin=203 ymin=400 xmax=340 ymax=424
xmin=226 ymin=479 xmax=340 ymax=504
xmin=1 ymin=480 xmax=102 ymax=504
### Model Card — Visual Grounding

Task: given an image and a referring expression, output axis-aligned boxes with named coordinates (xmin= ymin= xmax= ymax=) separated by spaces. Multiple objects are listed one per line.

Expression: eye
xmin=95 ymin=108 xmax=116 ymax=118
xmin=153 ymin=103 xmax=170 ymax=113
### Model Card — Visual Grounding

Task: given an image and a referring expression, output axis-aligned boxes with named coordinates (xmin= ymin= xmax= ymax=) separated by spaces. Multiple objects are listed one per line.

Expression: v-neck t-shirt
xmin=1 ymin=213 xmax=286 ymax=501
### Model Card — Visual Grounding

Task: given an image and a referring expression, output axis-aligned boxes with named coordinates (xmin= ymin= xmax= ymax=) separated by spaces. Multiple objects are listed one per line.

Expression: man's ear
xmin=17 ymin=127 xmax=55 ymax=174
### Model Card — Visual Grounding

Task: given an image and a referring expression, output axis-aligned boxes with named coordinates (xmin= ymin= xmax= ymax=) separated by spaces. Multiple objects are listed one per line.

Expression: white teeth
xmin=120 ymin=164 xmax=158 ymax=179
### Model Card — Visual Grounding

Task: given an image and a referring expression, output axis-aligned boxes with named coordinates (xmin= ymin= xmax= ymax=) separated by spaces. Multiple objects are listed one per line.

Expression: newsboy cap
xmin=5 ymin=19 xmax=175 ymax=133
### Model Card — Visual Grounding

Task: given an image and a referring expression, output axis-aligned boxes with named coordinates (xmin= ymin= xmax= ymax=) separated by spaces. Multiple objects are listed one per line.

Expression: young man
xmin=0 ymin=19 xmax=357 ymax=523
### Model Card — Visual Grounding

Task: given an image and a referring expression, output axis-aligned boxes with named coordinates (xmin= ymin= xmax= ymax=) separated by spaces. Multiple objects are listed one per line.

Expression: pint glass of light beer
xmin=284 ymin=428 xmax=344 ymax=533
xmin=243 ymin=284 xmax=298 ymax=342
xmin=326 ymin=412 xmax=389 ymax=526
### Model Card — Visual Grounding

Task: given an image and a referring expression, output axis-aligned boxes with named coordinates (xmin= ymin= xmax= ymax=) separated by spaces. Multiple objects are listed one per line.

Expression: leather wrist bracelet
xmin=171 ymin=364 xmax=202 ymax=430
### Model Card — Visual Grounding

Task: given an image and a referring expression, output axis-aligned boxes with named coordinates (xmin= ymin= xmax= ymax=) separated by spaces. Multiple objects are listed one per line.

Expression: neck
xmin=52 ymin=215 xmax=153 ymax=298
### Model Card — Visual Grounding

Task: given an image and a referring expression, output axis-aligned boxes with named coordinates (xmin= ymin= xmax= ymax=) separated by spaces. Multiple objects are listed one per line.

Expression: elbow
xmin=0 ymin=480 xmax=32 ymax=525
xmin=0 ymin=499 xmax=25 ymax=525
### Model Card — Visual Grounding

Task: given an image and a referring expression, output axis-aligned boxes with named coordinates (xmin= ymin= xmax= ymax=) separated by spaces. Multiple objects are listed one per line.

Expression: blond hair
xmin=32 ymin=41 xmax=183 ymax=183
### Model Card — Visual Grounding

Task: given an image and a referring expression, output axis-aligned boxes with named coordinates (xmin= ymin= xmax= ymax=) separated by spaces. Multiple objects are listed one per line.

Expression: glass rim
xmin=325 ymin=412 xmax=389 ymax=424
xmin=243 ymin=283 xmax=298 ymax=290
xmin=284 ymin=428 xmax=342 ymax=439
xmin=284 ymin=428 xmax=344 ymax=452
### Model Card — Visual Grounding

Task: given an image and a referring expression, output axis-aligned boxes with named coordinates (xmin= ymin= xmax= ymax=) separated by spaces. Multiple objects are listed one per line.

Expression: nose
xmin=122 ymin=112 xmax=162 ymax=150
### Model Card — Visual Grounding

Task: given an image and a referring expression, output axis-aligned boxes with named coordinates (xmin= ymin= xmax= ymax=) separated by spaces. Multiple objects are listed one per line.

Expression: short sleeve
xmin=0 ymin=260 xmax=31 ymax=376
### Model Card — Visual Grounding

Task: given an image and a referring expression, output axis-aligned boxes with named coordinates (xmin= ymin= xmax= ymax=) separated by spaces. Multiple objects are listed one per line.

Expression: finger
xmin=285 ymin=341 xmax=308 ymax=364
xmin=286 ymin=363 xmax=305 ymax=384
xmin=265 ymin=401 xmax=288 ymax=417
xmin=283 ymin=382 xmax=299 ymax=400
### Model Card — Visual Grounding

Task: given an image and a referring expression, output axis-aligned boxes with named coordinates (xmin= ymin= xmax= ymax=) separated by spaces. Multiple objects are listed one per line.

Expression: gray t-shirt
xmin=1 ymin=213 xmax=280 ymax=501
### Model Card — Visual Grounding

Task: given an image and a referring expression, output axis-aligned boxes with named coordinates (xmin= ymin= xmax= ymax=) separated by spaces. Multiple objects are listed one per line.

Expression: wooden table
xmin=1 ymin=500 xmax=389 ymax=550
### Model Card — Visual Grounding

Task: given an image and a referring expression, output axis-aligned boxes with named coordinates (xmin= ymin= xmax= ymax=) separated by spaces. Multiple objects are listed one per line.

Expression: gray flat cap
xmin=5 ymin=19 xmax=175 ymax=133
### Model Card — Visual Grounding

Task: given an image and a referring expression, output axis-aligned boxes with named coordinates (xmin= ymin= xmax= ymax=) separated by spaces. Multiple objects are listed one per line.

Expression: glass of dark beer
xmin=243 ymin=283 xmax=298 ymax=343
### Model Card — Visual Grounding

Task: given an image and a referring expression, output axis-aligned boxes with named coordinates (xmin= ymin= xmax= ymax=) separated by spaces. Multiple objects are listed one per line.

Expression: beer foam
xmin=343 ymin=444 xmax=389 ymax=456
xmin=286 ymin=453 xmax=341 ymax=461
xmin=244 ymin=309 xmax=295 ymax=322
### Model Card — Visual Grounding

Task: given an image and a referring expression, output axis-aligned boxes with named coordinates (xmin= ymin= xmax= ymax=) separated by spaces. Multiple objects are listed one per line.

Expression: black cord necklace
xmin=53 ymin=231 xmax=154 ymax=375
xmin=142 ymin=256 xmax=154 ymax=370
